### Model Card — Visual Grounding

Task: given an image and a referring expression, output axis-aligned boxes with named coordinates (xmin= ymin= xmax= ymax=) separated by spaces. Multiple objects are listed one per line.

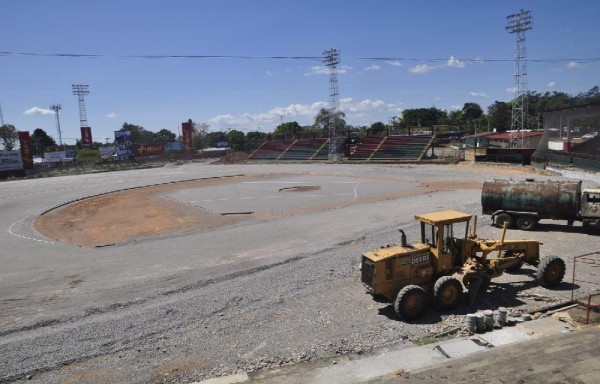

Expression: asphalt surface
xmin=1 ymin=162 xmax=599 ymax=383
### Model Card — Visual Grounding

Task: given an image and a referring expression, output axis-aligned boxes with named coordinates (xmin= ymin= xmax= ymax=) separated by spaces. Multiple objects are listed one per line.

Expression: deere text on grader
xmin=360 ymin=210 xmax=566 ymax=320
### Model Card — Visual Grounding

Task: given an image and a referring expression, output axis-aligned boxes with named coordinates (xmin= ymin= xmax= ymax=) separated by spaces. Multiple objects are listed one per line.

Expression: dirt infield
xmin=34 ymin=165 xmax=546 ymax=248
xmin=34 ymin=176 xmax=251 ymax=247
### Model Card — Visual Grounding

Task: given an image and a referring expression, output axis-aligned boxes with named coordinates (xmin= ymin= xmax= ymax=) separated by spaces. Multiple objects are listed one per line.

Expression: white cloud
xmin=566 ymin=61 xmax=583 ymax=69
xmin=474 ymin=56 xmax=484 ymax=64
xmin=206 ymin=98 xmax=402 ymax=131
xmin=24 ymin=107 xmax=54 ymax=115
xmin=387 ymin=60 xmax=402 ymax=67
xmin=304 ymin=65 xmax=351 ymax=76
xmin=364 ymin=64 xmax=381 ymax=71
xmin=447 ymin=56 xmax=465 ymax=68
xmin=265 ymin=70 xmax=275 ymax=76
xmin=106 ymin=112 xmax=117 ymax=118
xmin=505 ymin=87 xmax=517 ymax=94
xmin=547 ymin=81 xmax=556 ymax=88
xmin=409 ymin=64 xmax=435 ymax=74
xmin=470 ymin=91 xmax=488 ymax=98
xmin=450 ymin=105 xmax=462 ymax=110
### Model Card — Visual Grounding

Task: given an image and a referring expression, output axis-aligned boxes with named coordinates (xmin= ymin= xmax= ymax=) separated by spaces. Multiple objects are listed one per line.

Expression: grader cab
xmin=361 ymin=210 xmax=566 ymax=321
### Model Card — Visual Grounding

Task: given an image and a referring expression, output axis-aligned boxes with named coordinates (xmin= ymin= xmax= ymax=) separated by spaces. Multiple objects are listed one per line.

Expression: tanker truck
xmin=481 ymin=178 xmax=600 ymax=231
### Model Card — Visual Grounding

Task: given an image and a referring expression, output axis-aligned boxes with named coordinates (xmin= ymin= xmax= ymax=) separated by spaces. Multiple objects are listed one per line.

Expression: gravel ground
xmin=1 ymin=163 xmax=599 ymax=384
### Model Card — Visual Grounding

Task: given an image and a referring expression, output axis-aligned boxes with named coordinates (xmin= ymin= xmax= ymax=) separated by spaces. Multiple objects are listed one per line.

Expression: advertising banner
xmin=81 ymin=127 xmax=93 ymax=148
xmin=181 ymin=122 xmax=194 ymax=158
xmin=165 ymin=142 xmax=183 ymax=152
xmin=115 ymin=131 xmax=133 ymax=159
xmin=99 ymin=147 xmax=117 ymax=159
xmin=44 ymin=151 xmax=69 ymax=163
xmin=0 ymin=151 xmax=23 ymax=171
xmin=77 ymin=149 xmax=99 ymax=162
xmin=18 ymin=131 xmax=34 ymax=169
xmin=134 ymin=143 xmax=165 ymax=157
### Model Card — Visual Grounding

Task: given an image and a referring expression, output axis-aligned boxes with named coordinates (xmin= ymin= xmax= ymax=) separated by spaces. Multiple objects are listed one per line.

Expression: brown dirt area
xmin=35 ymin=175 xmax=251 ymax=247
xmin=34 ymin=166 xmax=544 ymax=248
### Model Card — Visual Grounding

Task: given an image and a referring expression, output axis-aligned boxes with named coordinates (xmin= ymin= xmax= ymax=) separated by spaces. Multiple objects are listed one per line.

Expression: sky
xmin=1 ymin=0 xmax=599 ymax=144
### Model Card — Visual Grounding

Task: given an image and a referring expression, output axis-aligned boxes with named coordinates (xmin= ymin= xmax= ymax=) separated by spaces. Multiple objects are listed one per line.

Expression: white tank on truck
xmin=481 ymin=178 xmax=600 ymax=231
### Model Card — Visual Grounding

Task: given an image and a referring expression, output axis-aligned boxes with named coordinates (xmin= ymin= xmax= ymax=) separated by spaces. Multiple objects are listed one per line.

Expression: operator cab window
xmin=423 ymin=224 xmax=437 ymax=247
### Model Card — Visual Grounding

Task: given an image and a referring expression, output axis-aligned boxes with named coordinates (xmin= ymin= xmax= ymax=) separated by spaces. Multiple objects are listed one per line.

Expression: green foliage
xmin=153 ymin=129 xmax=176 ymax=143
xmin=313 ymin=108 xmax=346 ymax=131
xmin=205 ymin=131 xmax=226 ymax=148
xmin=487 ymin=101 xmax=511 ymax=132
xmin=401 ymin=107 xmax=448 ymax=128
xmin=274 ymin=121 xmax=303 ymax=136
xmin=0 ymin=124 xmax=18 ymax=151
xmin=246 ymin=131 xmax=268 ymax=151
xmin=369 ymin=121 xmax=387 ymax=135
xmin=31 ymin=128 xmax=57 ymax=155
xmin=119 ymin=122 xmax=153 ymax=143
xmin=226 ymin=129 xmax=245 ymax=151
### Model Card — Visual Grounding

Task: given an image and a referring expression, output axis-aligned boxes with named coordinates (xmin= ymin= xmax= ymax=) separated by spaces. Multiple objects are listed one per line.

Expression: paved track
xmin=1 ymin=162 xmax=598 ymax=383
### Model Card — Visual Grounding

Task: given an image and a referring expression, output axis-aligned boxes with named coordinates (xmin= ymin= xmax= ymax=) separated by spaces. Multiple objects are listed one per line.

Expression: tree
xmin=447 ymin=110 xmax=465 ymax=129
xmin=401 ymin=107 xmax=448 ymax=128
xmin=462 ymin=103 xmax=483 ymax=134
xmin=205 ymin=131 xmax=226 ymax=148
xmin=274 ymin=121 xmax=303 ymax=137
xmin=226 ymin=129 xmax=246 ymax=151
xmin=191 ymin=121 xmax=210 ymax=149
xmin=246 ymin=131 xmax=268 ymax=151
xmin=119 ymin=122 xmax=153 ymax=143
xmin=153 ymin=129 xmax=176 ymax=143
xmin=369 ymin=122 xmax=387 ymax=136
xmin=313 ymin=108 xmax=346 ymax=132
xmin=0 ymin=124 xmax=18 ymax=151
xmin=31 ymin=128 xmax=57 ymax=155
xmin=487 ymin=101 xmax=511 ymax=132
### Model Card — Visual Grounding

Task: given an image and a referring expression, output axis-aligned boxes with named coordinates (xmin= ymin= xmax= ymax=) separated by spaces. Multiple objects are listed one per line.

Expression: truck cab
xmin=580 ymin=189 xmax=600 ymax=228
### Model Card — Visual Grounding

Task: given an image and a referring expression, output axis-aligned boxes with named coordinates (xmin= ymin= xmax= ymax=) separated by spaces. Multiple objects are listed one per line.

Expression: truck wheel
xmin=433 ymin=276 xmax=463 ymax=311
xmin=536 ymin=256 xmax=566 ymax=287
xmin=394 ymin=285 xmax=427 ymax=321
xmin=516 ymin=216 xmax=537 ymax=231
xmin=496 ymin=213 xmax=513 ymax=229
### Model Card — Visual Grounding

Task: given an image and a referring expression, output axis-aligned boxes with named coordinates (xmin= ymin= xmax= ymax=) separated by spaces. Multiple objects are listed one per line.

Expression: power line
xmin=0 ymin=51 xmax=598 ymax=63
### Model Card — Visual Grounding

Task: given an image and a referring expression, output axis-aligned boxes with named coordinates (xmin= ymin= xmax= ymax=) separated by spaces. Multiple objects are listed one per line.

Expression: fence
xmin=571 ymin=251 xmax=600 ymax=324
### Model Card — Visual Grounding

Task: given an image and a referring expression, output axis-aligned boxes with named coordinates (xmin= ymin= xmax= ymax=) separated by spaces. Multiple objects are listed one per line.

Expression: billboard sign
xmin=44 ymin=151 xmax=70 ymax=162
xmin=18 ymin=131 xmax=34 ymax=169
xmin=134 ymin=143 xmax=165 ymax=157
xmin=81 ymin=126 xmax=93 ymax=148
xmin=165 ymin=142 xmax=183 ymax=152
xmin=0 ymin=151 xmax=23 ymax=171
xmin=99 ymin=147 xmax=117 ymax=159
xmin=115 ymin=131 xmax=133 ymax=159
xmin=181 ymin=122 xmax=194 ymax=158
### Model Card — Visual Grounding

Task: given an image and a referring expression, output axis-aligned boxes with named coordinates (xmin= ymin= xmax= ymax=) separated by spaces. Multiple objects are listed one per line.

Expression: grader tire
xmin=536 ymin=256 xmax=566 ymax=287
xmin=394 ymin=285 xmax=427 ymax=321
xmin=432 ymin=276 xmax=463 ymax=311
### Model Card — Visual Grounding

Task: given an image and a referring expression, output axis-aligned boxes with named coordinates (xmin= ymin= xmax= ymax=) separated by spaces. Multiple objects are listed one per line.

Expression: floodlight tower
xmin=323 ymin=49 xmax=341 ymax=161
xmin=50 ymin=104 xmax=63 ymax=147
xmin=72 ymin=84 xmax=90 ymax=128
xmin=506 ymin=9 xmax=533 ymax=148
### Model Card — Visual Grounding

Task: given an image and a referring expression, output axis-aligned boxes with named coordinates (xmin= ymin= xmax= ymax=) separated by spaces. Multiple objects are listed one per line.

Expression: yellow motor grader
xmin=360 ymin=210 xmax=566 ymax=321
